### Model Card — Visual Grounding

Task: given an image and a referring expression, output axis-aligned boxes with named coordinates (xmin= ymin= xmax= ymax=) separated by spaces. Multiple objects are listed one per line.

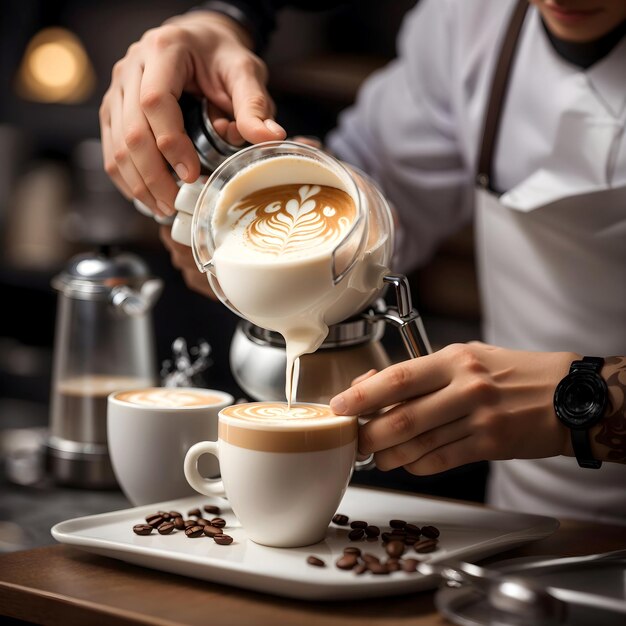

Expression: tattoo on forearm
xmin=594 ymin=356 xmax=626 ymax=463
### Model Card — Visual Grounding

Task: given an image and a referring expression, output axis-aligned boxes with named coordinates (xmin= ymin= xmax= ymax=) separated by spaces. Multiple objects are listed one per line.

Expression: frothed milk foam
xmin=220 ymin=402 xmax=357 ymax=453
xmin=211 ymin=155 xmax=390 ymax=404
xmin=114 ymin=388 xmax=225 ymax=408
xmin=222 ymin=402 xmax=338 ymax=423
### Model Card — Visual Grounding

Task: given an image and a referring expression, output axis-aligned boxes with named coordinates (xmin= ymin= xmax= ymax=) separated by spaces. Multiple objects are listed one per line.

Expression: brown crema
xmin=219 ymin=402 xmax=357 ymax=453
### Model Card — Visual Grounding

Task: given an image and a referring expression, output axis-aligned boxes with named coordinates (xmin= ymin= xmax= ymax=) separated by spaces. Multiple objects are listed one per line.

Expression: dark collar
xmin=542 ymin=17 xmax=626 ymax=69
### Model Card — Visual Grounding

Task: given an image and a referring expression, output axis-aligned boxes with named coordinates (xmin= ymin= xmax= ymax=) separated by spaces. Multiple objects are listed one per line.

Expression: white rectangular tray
xmin=51 ymin=486 xmax=558 ymax=600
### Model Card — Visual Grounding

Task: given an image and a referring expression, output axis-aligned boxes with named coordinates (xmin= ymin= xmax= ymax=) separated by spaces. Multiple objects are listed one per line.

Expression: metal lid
xmin=242 ymin=299 xmax=387 ymax=350
xmin=180 ymin=93 xmax=243 ymax=174
xmin=52 ymin=249 xmax=151 ymax=299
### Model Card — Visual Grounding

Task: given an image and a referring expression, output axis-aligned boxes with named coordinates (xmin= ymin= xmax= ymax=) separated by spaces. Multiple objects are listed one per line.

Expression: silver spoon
xmin=418 ymin=547 xmax=626 ymax=584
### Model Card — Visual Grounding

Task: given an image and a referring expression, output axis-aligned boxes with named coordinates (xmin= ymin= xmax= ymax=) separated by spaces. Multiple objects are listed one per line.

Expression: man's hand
xmin=100 ymin=12 xmax=286 ymax=217
xmin=331 ymin=343 xmax=578 ymax=475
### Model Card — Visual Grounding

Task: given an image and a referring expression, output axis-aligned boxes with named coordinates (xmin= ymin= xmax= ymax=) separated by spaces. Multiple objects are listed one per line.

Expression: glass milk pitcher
xmin=188 ymin=141 xmax=430 ymax=361
xmin=192 ymin=141 xmax=389 ymax=323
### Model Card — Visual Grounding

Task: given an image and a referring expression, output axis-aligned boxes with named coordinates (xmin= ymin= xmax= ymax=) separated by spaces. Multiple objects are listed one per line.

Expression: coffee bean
xmin=361 ymin=553 xmax=380 ymax=565
xmin=187 ymin=508 xmax=202 ymax=517
xmin=145 ymin=514 xmax=165 ymax=528
xmin=354 ymin=563 xmax=368 ymax=575
xmin=350 ymin=520 xmax=368 ymax=529
xmin=405 ymin=523 xmax=421 ymax=535
xmin=343 ymin=547 xmax=361 ymax=556
xmin=203 ymin=504 xmax=221 ymax=515
xmin=194 ymin=518 xmax=209 ymax=527
xmin=389 ymin=519 xmax=407 ymax=529
xmin=211 ymin=517 xmax=226 ymax=528
xmin=366 ymin=536 xmax=379 ymax=543
xmin=365 ymin=525 xmax=380 ymax=538
xmin=414 ymin=538 xmax=438 ymax=553
xmin=390 ymin=528 xmax=406 ymax=537
xmin=173 ymin=517 xmax=185 ymax=530
xmin=184 ymin=519 xmax=196 ymax=528
xmin=307 ymin=556 xmax=325 ymax=567
xmin=348 ymin=528 xmax=365 ymax=541
xmin=336 ymin=554 xmax=358 ymax=570
xmin=381 ymin=532 xmax=392 ymax=543
xmin=147 ymin=517 xmax=165 ymax=529
xmin=133 ymin=524 xmax=153 ymax=536
xmin=404 ymin=534 xmax=420 ymax=545
xmin=386 ymin=558 xmax=401 ymax=572
xmin=332 ymin=513 xmax=349 ymax=526
xmin=386 ymin=540 xmax=405 ymax=558
xmin=421 ymin=525 xmax=440 ymax=539
xmin=185 ymin=525 xmax=204 ymax=538
xmin=169 ymin=510 xmax=183 ymax=519
xmin=157 ymin=511 xmax=171 ymax=520
xmin=402 ymin=558 xmax=418 ymax=573
xmin=369 ymin=562 xmax=390 ymax=575
xmin=214 ymin=534 xmax=233 ymax=545
xmin=203 ymin=525 xmax=224 ymax=537
xmin=157 ymin=522 xmax=175 ymax=535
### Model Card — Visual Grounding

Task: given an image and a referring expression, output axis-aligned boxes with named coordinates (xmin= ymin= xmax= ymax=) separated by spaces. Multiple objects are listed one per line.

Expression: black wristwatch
xmin=554 ymin=356 xmax=607 ymax=469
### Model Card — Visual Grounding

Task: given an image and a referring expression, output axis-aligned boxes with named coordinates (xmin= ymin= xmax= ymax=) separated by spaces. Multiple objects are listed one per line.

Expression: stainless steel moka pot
xmin=46 ymin=248 xmax=163 ymax=487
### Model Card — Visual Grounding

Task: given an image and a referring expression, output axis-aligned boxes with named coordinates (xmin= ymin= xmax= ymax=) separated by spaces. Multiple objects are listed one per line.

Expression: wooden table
xmin=1 ymin=508 xmax=625 ymax=626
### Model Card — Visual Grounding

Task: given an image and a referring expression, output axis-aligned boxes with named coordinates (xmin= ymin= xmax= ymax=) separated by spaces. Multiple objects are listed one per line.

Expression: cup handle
xmin=184 ymin=441 xmax=226 ymax=496
xmin=354 ymin=454 xmax=376 ymax=472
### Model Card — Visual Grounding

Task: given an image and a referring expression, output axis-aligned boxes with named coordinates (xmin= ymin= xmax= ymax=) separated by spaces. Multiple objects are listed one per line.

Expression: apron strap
xmin=476 ymin=0 xmax=529 ymax=191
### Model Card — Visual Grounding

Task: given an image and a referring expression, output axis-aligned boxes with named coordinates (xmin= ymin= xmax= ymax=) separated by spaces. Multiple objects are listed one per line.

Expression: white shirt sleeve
xmin=326 ymin=0 xmax=474 ymax=274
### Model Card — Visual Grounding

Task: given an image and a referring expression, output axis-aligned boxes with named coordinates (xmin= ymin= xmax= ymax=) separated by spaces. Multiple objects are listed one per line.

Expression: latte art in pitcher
xmin=233 ymin=184 xmax=355 ymax=256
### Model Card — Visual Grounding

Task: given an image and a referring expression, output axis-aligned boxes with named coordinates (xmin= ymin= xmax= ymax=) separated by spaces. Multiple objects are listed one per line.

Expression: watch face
xmin=554 ymin=371 xmax=608 ymax=429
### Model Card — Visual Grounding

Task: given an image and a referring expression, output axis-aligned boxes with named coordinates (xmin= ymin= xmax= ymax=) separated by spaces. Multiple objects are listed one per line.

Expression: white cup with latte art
xmin=184 ymin=401 xmax=358 ymax=547
xmin=107 ymin=387 xmax=233 ymax=506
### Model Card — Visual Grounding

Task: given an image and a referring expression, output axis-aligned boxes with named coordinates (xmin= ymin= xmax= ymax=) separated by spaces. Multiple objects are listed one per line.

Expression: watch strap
xmin=570 ymin=356 xmax=604 ymax=374
xmin=571 ymin=429 xmax=602 ymax=469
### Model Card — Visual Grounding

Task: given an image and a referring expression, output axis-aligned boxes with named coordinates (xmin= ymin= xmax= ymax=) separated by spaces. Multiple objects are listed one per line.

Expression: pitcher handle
xmin=367 ymin=274 xmax=432 ymax=358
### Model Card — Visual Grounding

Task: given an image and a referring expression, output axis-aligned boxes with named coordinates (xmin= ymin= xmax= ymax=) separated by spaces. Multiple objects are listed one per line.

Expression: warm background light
xmin=15 ymin=27 xmax=95 ymax=104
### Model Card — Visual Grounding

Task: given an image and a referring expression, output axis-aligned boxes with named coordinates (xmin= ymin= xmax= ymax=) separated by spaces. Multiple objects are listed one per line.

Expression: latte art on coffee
xmin=222 ymin=402 xmax=336 ymax=423
xmin=115 ymin=388 xmax=224 ymax=408
xmin=233 ymin=184 xmax=355 ymax=256
xmin=219 ymin=402 xmax=356 ymax=450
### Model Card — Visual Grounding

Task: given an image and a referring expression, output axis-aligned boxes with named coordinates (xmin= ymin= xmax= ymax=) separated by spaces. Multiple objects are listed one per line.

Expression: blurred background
xmin=0 ymin=0 xmax=485 ymax=551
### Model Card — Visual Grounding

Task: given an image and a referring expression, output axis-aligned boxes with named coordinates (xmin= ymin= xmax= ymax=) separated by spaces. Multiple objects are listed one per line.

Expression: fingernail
xmin=156 ymin=200 xmax=174 ymax=216
xmin=174 ymin=163 xmax=188 ymax=181
xmin=352 ymin=369 xmax=377 ymax=385
xmin=264 ymin=119 xmax=285 ymax=136
xmin=330 ymin=395 xmax=347 ymax=415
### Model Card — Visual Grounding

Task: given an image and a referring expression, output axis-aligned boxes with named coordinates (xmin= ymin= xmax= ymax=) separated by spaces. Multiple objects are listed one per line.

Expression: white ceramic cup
xmin=184 ymin=402 xmax=358 ymax=547
xmin=107 ymin=387 xmax=233 ymax=506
